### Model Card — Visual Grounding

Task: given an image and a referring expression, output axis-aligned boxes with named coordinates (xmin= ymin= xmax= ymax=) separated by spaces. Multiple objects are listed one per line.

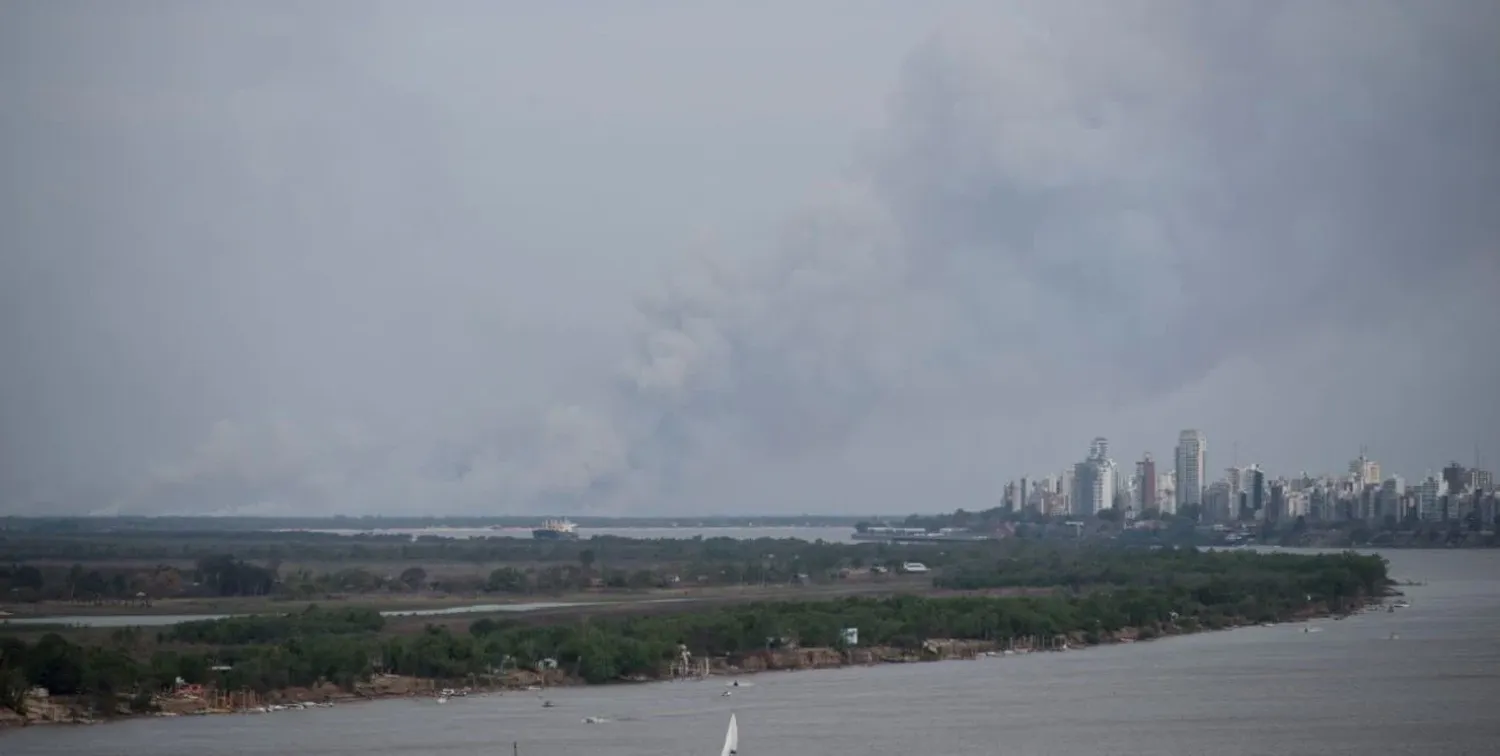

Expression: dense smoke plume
xmin=574 ymin=1 xmax=1500 ymax=509
xmin=3 ymin=1 xmax=1497 ymax=515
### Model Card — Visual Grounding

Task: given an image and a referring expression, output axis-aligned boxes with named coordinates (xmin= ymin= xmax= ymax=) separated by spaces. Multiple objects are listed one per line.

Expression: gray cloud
xmin=608 ymin=0 xmax=1500 ymax=502
xmin=2 ymin=1 xmax=1497 ymax=515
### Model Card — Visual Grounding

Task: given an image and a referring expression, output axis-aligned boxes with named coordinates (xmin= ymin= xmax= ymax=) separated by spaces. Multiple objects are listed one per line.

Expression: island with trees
xmin=1 ymin=539 xmax=1391 ymax=729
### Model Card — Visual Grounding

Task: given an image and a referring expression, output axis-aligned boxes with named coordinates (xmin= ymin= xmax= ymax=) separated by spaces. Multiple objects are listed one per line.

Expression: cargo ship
xmin=532 ymin=518 xmax=579 ymax=540
xmin=851 ymin=526 xmax=993 ymax=544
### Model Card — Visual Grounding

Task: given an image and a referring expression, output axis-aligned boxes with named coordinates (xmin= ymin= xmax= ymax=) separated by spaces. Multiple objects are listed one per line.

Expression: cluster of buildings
xmin=1001 ymin=432 xmax=1498 ymax=529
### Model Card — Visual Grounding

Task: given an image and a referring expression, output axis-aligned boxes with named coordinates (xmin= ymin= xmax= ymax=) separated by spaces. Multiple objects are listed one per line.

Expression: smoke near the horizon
xmin=4 ymin=1 xmax=1498 ymax=516
xmin=583 ymin=0 xmax=1500 ymax=508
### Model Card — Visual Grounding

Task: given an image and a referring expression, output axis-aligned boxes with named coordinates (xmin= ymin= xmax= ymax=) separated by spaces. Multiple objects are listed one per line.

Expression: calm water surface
xmin=297 ymin=526 xmax=857 ymax=543
xmin=5 ymin=549 xmax=1497 ymax=755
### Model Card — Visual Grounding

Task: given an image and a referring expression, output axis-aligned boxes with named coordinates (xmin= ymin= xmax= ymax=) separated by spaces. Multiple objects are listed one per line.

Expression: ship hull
xmin=532 ymin=529 xmax=578 ymax=541
xmin=851 ymin=531 xmax=993 ymax=544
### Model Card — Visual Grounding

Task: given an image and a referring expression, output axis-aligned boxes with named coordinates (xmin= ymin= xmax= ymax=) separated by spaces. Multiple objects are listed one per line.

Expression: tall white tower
xmin=1175 ymin=429 xmax=1206 ymax=509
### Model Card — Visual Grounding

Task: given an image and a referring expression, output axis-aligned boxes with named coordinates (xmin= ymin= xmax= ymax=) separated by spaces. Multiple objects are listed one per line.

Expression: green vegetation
xmin=0 ymin=531 xmax=903 ymax=567
xmin=165 ymin=607 xmax=385 ymax=645
xmin=1 ymin=546 xmax=1390 ymax=719
xmin=936 ymin=544 xmax=1388 ymax=608
xmin=0 ymin=534 xmax=984 ymax=602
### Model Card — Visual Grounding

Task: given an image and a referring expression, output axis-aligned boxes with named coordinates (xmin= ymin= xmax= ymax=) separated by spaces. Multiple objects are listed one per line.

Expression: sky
xmin=1 ymin=1 xmax=1497 ymax=517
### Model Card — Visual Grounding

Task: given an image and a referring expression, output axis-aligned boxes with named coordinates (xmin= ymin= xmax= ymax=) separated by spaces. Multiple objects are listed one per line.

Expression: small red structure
xmin=173 ymin=682 xmax=205 ymax=699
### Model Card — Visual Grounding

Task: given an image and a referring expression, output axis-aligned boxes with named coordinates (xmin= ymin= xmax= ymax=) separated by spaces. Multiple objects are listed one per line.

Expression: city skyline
xmin=1028 ymin=434 xmax=1493 ymax=491
xmin=1003 ymin=428 xmax=1494 ymax=521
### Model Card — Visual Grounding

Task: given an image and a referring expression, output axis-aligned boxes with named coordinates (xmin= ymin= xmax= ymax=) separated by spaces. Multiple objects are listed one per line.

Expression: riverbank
xmin=0 ymin=592 xmax=1391 ymax=732
xmin=3 ymin=549 xmax=1395 ymax=733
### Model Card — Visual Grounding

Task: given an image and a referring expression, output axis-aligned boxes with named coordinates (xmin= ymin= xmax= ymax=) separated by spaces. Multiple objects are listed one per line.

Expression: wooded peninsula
xmin=1 ymin=540 xmax=1391 ymax=729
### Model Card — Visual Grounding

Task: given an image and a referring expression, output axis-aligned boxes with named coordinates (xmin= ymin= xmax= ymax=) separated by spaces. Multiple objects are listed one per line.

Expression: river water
xmin=294 ymin=525 xmax=859 ymax=543
xmin=5 ymin=549 xmax=1497 ymax=755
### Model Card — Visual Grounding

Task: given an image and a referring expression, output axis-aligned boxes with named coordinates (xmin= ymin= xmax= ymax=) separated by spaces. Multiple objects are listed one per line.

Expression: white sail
xmin=720 ymin=713 xmax=738 ymax=756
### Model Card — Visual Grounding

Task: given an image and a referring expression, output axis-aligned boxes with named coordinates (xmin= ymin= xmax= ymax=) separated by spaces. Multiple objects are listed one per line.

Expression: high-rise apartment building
xmin=1159 ymin=470 xmax=1177 ymax=515
xmin=1073 ymin=438 xmax=1116 ymax=517
xmin=1415 ymin=475 xmax=1445 ymax=521
xmin=1073 ymin=461 xmax=1096 ymax=517
xmin=1267 ymin=481 xmax=1287 ymax=524
xmin=1442 ymin=462 xmax=1468 ymax=495
xmin=1245 ymin=466 xmax=1266 ymax=519
xmin=1350 ymin=452 xmax=1381 ymax=487
xmin=1137 ymin=454 xmax=1157 ymax=512
xmin=1204 ymin=481 xmax=1232 ymax=521
xmin=1175 ymin=430 xmax=1206 ymax=510
xmin=1090 ymin=437 xmax=1110 ymax=461
xmin=1226 ymin=466 xmax=1245 ymax=497
xmin=1094 ymin=464 xmax=1115 ymax=513
xmin=1379 ymin=476 xmax=1406 ymax=521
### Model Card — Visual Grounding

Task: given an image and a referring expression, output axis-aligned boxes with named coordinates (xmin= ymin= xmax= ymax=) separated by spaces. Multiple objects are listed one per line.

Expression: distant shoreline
xmin=5 ymin=515 xmax=1490 ymax=551
xmin=0 ymin=516 xmax=874 ymax=534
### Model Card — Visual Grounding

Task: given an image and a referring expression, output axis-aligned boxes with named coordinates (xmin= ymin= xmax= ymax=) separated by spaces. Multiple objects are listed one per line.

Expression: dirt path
xmin=6 ymin=578 xmax=1056 ymax=636
xmin=385 ymin=580 xmax=1055 ymax=632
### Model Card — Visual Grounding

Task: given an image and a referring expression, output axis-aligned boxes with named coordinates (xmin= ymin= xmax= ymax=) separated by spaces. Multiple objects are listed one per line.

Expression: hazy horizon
xmin=3 ymin=1 xmax=1498 ymax=517
xmin=0 ymin=512 xmax=876 ymax=522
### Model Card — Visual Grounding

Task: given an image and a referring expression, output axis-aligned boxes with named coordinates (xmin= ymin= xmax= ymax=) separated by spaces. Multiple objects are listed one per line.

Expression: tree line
xmin=0 ymin=556 xmax=279 ymax=602
xmin=1 ymin=532 xmax=960 ymax=566
xmin=0 ymin=536 xmax=992 ymax=602
xmin=934 ymin=543 xmax=1387 ymax=597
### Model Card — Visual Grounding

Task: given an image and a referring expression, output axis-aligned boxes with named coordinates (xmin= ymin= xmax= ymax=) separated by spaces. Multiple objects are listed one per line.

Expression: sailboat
xmin=720 ymin=713 xmax=739 ymax=756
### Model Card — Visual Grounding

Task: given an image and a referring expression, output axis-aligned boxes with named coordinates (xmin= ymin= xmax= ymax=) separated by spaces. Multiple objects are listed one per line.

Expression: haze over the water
xmin=2 ymin=1 xmax=1497 ymax=517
